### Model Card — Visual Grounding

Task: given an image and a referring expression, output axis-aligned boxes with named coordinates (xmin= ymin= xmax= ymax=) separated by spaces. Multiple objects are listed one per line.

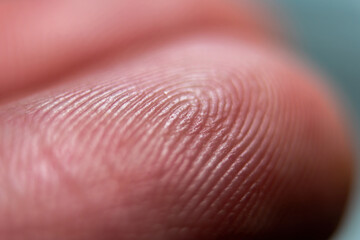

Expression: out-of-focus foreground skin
xmin=0 ymin=1 xmax=354 ymax=240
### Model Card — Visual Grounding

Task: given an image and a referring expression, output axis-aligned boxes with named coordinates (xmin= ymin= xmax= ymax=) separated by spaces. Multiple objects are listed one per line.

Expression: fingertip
xmin=0 ymin=35 xmax=353 ymax=239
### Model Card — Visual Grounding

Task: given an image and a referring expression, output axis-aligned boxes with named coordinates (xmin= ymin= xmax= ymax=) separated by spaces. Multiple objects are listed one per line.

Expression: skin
xmin=0 ymin=0 xmax=354 ymax=239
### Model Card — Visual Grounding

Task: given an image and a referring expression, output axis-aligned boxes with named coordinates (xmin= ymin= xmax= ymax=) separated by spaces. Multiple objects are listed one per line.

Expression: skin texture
xmin=0 ymin=0 xmax=354 ymax=239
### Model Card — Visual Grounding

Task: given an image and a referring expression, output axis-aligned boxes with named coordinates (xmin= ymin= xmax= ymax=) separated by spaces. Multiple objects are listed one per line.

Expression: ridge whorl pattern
xmin=0 ymin=39 xmax=351 ymax=239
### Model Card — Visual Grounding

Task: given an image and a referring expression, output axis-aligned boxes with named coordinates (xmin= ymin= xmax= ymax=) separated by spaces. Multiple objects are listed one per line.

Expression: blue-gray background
xmin=265 ymin=0 xmax=360 ymax=239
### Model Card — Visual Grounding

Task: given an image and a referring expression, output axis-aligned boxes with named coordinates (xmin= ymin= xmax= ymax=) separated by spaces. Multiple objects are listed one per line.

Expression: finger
xmin=0 ymin=0 xmax=271 ymax=98
xmin=0 ymin=34 xmax=353 ymax=240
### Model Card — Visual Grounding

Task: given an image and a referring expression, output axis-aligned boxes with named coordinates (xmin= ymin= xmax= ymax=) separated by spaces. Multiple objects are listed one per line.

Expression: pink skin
xmin=0 ymin=1 xmax=353 ymax=239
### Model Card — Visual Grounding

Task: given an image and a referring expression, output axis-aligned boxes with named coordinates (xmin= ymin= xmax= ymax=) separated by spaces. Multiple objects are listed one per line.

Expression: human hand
xmin=0 ymin=1 xmax=353 ymax=239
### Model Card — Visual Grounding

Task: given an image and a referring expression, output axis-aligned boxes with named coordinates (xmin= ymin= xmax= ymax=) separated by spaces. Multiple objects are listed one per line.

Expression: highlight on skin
xmin=0 ymin=1 xmax=354 ymax=240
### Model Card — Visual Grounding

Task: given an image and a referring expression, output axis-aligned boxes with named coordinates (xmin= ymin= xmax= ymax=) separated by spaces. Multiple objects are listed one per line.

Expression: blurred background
xmin=264 ymin=0 xmax=360 ymax=239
